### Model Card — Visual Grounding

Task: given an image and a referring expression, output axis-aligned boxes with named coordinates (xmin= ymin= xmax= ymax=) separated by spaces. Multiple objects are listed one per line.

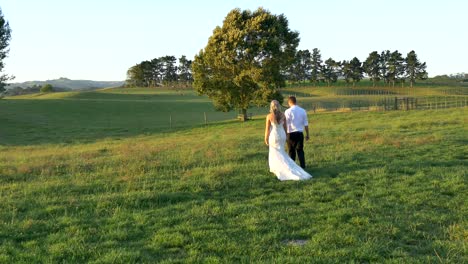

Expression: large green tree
xmin=363 ymin=51 xmax=381 ymax=87
xmin=192 ymin=8 xmax=299 ymax=121
xmin=405 ymin=50 xmax=427 ymax=88
xmin=0 ymin=7 xmax=12 ymax=93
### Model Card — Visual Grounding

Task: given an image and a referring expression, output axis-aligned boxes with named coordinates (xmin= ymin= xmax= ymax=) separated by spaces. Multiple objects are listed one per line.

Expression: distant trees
xmin=284 ymin=48 xmax=427 ymax=88
xmin=363 ymin=51 xmax=381 ymax=87
xmin=387 ymin=50 xmax=405 ymax=87
xmin=342 ymin=57 xmax=364 ymax=87
xmin=4 ymin=85 xmax=41 ymax=96
xmin=129 ymin=49 xmax=427 ymax=91
xmin=405 ymin=50 xmax=427 ymax=88
xmin=321 ymin=58 xmax=339 ymax=87
xmin=380 ymin=50 xmax=391 ymax=85
xmin=288 ymin=49 xmax=312 ymax=83
xmin=192 ymin=8 xmax=299 ymax=121
xmin=0 ymin=7 xmax=12 ymax=93
xmin=434 ymin=73 xmax=467 ymax=80
xmin=40 ymin=84 xmax=53 ymax=93
xmin=310 ymin=48 xmax=322 ymax=86
xmin=177 ymin=55 xmax=193 ymax=86
xmin=126 ymin=55 xmax=193 ymax=88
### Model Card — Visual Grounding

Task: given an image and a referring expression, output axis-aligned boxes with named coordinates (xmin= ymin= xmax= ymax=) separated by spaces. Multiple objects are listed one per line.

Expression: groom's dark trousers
xmin=287 ymin=131 xmax=305 ymax=168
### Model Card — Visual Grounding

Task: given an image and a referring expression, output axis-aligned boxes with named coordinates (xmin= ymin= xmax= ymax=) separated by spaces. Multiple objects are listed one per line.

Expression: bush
xmin=40 ymin=84 xmax=53 ymax=93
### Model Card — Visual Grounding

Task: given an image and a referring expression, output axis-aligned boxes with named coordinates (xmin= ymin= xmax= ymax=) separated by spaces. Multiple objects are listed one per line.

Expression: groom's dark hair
xmin=288 ymin=96 xmax=297 ymax=104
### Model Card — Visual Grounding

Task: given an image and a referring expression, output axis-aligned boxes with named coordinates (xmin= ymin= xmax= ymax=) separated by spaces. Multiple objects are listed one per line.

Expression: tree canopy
xmin=342 ymin=57 xmax=364 ymax=87
xmin=282 ymin=48 xmax=426 ymax=88
xmin=363 ymin=51 xmax=381 ymax=87
xmin=405 ymin=50 xmax=427 ymax=88
xmin=192 ymin=8 xmax=299 ymax=120
xmin=40 ymin=84 xmax=53 ymax=93
xmin=310 ymin=48 xmax=322 ymax=86
xmin=321 ymin=58 xmax=339 ymax=87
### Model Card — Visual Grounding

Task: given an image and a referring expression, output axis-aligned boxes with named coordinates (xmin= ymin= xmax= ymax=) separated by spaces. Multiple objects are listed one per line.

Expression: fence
xmin=284 ymin=85 xmax=468 ymax=113
xmin=162 ymin=95 xmax=466 ymax=129
xmin=160 ymin=88 xmax=467 ymax=129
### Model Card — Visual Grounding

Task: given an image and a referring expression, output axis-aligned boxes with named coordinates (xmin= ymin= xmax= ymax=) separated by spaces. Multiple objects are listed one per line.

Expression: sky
xmin=1 ymin=0 xmax=467 ymax=82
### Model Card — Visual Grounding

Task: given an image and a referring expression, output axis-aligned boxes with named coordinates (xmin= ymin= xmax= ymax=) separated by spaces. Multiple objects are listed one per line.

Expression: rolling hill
xmin=6 ymin=77 xmax=125 ymax=90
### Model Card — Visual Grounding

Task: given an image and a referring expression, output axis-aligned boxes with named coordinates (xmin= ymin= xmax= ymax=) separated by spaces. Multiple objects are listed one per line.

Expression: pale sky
xmin=1 ymin=0 xmax=467 ymax=82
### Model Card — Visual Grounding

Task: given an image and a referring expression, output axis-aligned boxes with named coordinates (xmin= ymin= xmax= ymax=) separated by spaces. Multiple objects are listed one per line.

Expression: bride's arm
xmin=264 ymin=115 xmax=271 ymax=146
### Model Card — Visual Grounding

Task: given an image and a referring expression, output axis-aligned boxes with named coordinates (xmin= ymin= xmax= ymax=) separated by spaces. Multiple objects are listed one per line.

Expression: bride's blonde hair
xmin=270 ymin=100 xmax=284 ymax=124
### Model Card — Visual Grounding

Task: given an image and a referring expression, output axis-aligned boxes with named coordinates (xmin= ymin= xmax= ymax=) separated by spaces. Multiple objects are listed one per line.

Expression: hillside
xmin=0 ymin=88 xmax=466 ymax=262
xmin=6 ymin=77 xmax=124 ymax=90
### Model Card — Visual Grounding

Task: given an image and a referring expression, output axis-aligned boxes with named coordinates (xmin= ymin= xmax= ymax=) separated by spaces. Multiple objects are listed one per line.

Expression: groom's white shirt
xmin=285 ymin=105 xmax=308 ymax=133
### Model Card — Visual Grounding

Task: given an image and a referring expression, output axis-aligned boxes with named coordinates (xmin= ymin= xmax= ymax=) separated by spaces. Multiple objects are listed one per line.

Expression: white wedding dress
xmin=269 ymin=120 xmax=312 ymax=181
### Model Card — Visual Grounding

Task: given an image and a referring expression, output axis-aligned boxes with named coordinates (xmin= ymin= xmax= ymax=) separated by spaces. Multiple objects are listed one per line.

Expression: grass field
xmin=0 ymin=88 xmax=467 ymax=262
xmin=0 ymin=88 xmax=266 ymax=145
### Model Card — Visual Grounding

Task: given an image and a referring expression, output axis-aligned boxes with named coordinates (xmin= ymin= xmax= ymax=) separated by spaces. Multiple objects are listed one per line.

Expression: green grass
xmin=1 ymin=88 xmax=266 ymax=145
xmin=0 ymin=88 xmax=467 ymax=262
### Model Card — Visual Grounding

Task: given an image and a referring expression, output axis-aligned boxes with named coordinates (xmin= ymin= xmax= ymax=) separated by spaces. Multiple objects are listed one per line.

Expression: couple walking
xmin=264 ymin=96 xmax=312 ymax=181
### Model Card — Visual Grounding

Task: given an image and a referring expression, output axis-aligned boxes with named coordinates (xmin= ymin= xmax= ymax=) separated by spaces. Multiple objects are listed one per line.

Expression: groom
xmin=284 ymin=96 xmax=310 ymax=169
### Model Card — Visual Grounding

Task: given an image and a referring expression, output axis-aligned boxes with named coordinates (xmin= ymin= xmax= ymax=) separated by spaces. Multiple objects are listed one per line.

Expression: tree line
xmin=128 ymin=48 xmax=428 ymax=90
xmin=4 ymin=84 xmax=66 ymax=96
xmin=286 ymin=49 xmax=428 ymax=88
xmin=126 ymin=55 xmax=193 ymax=87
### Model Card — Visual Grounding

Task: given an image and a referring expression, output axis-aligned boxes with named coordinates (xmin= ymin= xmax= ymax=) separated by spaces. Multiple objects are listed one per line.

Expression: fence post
xmin=204 ymin=112 xmax=207 ymax=125
xmin=170 ymin=115 xmax=172 ymax=129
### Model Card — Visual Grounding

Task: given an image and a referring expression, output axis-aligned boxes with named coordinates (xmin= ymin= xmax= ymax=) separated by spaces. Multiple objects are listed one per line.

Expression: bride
xmin=264 ymin=100 xmax=312 ymax=181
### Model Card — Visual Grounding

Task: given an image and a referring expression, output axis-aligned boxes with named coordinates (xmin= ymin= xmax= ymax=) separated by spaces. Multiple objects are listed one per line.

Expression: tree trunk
xmin=240 ymin=108 xmax=248 ymax=122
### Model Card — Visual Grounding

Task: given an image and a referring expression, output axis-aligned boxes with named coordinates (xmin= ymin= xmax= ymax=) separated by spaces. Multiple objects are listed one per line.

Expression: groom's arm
xmin=304 ymin=110 xmax=310 ymax=141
